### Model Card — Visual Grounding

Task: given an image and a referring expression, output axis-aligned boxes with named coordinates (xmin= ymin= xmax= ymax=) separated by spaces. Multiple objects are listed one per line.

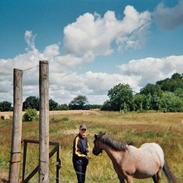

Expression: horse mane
xmin=97 ymin=133 xmax=128 ymax=151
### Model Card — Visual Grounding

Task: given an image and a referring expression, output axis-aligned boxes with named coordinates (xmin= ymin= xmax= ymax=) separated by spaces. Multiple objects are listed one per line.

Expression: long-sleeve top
xmin=73 ymin=134 xmax=89 ymax=160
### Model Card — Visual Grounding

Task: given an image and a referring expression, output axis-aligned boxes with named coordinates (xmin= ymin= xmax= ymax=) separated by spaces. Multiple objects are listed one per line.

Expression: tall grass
xmin=0 ymin=111 xmax=183 ymax=182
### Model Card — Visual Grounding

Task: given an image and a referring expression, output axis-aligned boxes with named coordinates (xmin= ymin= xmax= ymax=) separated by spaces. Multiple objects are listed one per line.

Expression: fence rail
xmin=21 ymin=139 xmax=61 ymax=183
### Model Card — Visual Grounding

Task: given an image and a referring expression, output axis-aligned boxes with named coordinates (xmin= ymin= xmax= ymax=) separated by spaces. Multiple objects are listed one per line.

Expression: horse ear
xmin=94 ymin=134 xmax=97 ymax=139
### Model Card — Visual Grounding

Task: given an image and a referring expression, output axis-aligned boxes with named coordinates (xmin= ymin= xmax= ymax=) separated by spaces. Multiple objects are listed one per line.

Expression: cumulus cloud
xmin=43 ymin=44 xmax=60 ymax=59
xmin=0 ymin=5 xmax=152 ymax=104
xmin=0 ymin=31 xmax=61 ymax=102
xmin=1 ymin=34 xmax=183 ymax=104
xmin=49 ymin=71 xmax=141 ymax=104
xmin=1 ymin=5 xmax=182 ymax=105
xmin=154 ymin=0 xmax=183 ymax=29
xmin=118 ymin=55 xmax=183 ymax=87
xmin=0 ymin=30 xmax=98 ymax=103
xmin=64 ymin=5 xmax=151 ymax=57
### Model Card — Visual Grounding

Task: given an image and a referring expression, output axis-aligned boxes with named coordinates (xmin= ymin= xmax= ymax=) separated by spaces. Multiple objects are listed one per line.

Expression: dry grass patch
xmin=0 ymin=111 xmax=183 ymax=182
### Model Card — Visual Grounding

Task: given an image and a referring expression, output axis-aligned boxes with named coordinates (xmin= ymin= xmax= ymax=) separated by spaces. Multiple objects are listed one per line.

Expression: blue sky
xmin=0 ymin=0 xmax=182 ymax=58
xmin=0 ymin=0 xmax=183 ymax=104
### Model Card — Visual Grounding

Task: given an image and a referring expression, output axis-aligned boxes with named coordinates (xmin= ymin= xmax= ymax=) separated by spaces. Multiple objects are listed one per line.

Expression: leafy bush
xmin=160 ymin=92 xmax=183 ymax=112
xmin=23 ymin=108 xmax=38 ymax=122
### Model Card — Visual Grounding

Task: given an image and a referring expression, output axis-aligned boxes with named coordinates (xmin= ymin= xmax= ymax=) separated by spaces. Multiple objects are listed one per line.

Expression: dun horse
xmin=92 ymin=132 xmax=177 ymax=183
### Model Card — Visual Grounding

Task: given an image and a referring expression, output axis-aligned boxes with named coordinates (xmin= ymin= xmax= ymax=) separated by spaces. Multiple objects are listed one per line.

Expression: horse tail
xmin=163 ymin=160 xmax=177 ymax=183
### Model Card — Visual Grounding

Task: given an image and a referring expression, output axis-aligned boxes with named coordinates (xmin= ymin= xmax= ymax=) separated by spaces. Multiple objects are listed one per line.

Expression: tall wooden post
xmin=39 ymin=61 xmax=49 ymax=183
xmin=9 ymin=69 xmax=23 ymax=183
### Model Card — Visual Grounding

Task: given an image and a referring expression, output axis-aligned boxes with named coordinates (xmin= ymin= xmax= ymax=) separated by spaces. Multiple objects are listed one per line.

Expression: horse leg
xmin=117 ymin=175 xmax=125 ymax=183
xmin=126 ymin=176 xmax=133 ymax=183
xmin=152 ymin=175 xmax=158 ymax=183
xmin=114 ymin=168 xmax=125 ymax=183
xmin=152 ymin=173 xmax=160 ymax=183
xmin=157 ymin=170 xmax=161 ymax=182
xmin=116 ymin=173 xmax=125 ymax=183
xmin=119 ymin=178 xmax=125 ymax=183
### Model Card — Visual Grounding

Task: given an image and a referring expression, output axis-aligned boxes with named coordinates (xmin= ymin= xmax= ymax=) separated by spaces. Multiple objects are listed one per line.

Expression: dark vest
xmin=73 ymin=134 xmax=88 ymax=159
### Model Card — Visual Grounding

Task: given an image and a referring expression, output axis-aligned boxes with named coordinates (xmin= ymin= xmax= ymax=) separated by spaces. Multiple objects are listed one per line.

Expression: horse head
xmin=92 ymin=132 xmax=106 ymax=155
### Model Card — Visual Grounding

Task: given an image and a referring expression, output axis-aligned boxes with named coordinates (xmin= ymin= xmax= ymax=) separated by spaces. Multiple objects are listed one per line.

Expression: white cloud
xmin=1 ymin=42 xmax=183 ymax=104
xmin=0 ymin=5 xmax=151 ymax=103
xmin=25 ymin=30 xmax=37 ymax=51
xmin=49 ymin=71 xmax=141 ymax=104
xmin=118 ymin=55 xmax=183 ymax=87
xmin=0 ymin=31 xmax=61 ymax=102
xmin=154 ymin=0 xmax=183 ymax=29
xmin=0 ymin=30 xmax=95 ymax=103
xmin=1 ymin=6 xmax=182 ymax=105
xmin=83 ymin=71 xmax=141 ymax=94
xmin=43 ymin=44 xmax=60 ymax=59
xmin=64 ymin=5 xmax=151 ymax=58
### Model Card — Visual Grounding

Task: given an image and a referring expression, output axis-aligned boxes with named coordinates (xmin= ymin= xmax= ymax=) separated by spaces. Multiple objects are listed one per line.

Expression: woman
xmin=72 ymin=124 xmax=89 ymax=183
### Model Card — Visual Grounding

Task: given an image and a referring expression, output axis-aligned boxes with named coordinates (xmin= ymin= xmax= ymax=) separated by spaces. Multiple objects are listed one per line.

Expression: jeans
xmin=73 ymin=157 xmax=88 ymax=183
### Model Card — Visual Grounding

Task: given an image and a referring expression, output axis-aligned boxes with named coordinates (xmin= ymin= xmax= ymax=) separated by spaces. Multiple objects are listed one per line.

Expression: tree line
xmin=101 ymin=73 xmax=183 ymax=112
xmin=0 ymin=73 xmax=183 ymax=112
xmin=0 ymin=95 xmax=101 ymax=111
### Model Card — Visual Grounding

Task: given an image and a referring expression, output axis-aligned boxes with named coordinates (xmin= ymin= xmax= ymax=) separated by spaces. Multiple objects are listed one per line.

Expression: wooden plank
xmin=23 ymin=139 xmax=59 ymax=146
xmin=39 ymin=61 xmax=49 ymax=183
xmin=56 ymin=145 xmax=61 ymax=183
xmin=9 ymin=69 xmax=23 ymax=183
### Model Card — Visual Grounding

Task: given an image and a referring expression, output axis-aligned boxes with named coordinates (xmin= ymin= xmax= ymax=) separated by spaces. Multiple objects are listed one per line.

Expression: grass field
xmin=0 ymin=110 xmax=183 ymax=183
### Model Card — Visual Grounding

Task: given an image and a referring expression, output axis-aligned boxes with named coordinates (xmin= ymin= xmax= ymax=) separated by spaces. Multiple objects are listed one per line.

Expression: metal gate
xmin=21 ymin=139 xmax=61 ymax=183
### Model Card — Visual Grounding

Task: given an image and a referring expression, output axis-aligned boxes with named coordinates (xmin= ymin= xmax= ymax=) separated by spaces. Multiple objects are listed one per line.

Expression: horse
xmin=92 ymin=132 xmax=177 ymax=183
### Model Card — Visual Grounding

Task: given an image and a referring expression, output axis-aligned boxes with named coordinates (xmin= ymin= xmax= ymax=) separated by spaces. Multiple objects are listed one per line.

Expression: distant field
xmin=0 ymin=110 xmax=183 ymax=183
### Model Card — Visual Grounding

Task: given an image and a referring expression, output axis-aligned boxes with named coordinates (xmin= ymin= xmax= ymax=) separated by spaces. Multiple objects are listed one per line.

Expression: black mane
xmin=97 ymin=134 xmax=128 ymax=151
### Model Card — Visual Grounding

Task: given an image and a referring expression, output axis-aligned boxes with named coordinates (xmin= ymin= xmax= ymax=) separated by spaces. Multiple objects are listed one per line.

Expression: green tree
xmin=101 ymin=72 xmax=183 ymax=112
xmin=140 ymin=84 xmax=162 ymax=110
xmin=101 ymin=100 xmax=112 ymax=111
xmin=140 ymin=84 xmax=162 ymax=97
xmin=143 ymin=94 xmax=152 ymax=110
xmin=23 ymin=96 xmax=39 ymax=110
xmin=133 ymin=94 xmax=146 ymax=111
xmin=0 ymin=101 xmax=12 ymax=111
xmin=88 ymin=104 xmax=102 ymax=109
xmin=69 ymin=95 xmax=88 ymax=110
xmin=171 ymin=73 xmax=182 ymax=80
xmin=160 ymin=92 xmax=183 ymax=112
xmin=107 ymin=84 xmax=133 ymax=111
xmin=174 ymin=88 xmax=183 ymax=98
xmin=157 ymin=73 xmax=183 ymax=92
xmin=58 ymin=104 xmax=69 ymax=110
xmin=49 ymin=99 xmax=59 ymax=111
xmin=151 ymin=95 xmax=161 ymax=110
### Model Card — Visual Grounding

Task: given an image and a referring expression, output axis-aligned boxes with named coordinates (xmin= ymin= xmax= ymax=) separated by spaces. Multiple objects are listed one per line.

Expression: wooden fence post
xmin=39 ymin=61 xmax=49 ymax=183
xmin=9 ymin=69 xmax=23 ymax=183
xmin=22 ymin=141 xmax=27 ymax=182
